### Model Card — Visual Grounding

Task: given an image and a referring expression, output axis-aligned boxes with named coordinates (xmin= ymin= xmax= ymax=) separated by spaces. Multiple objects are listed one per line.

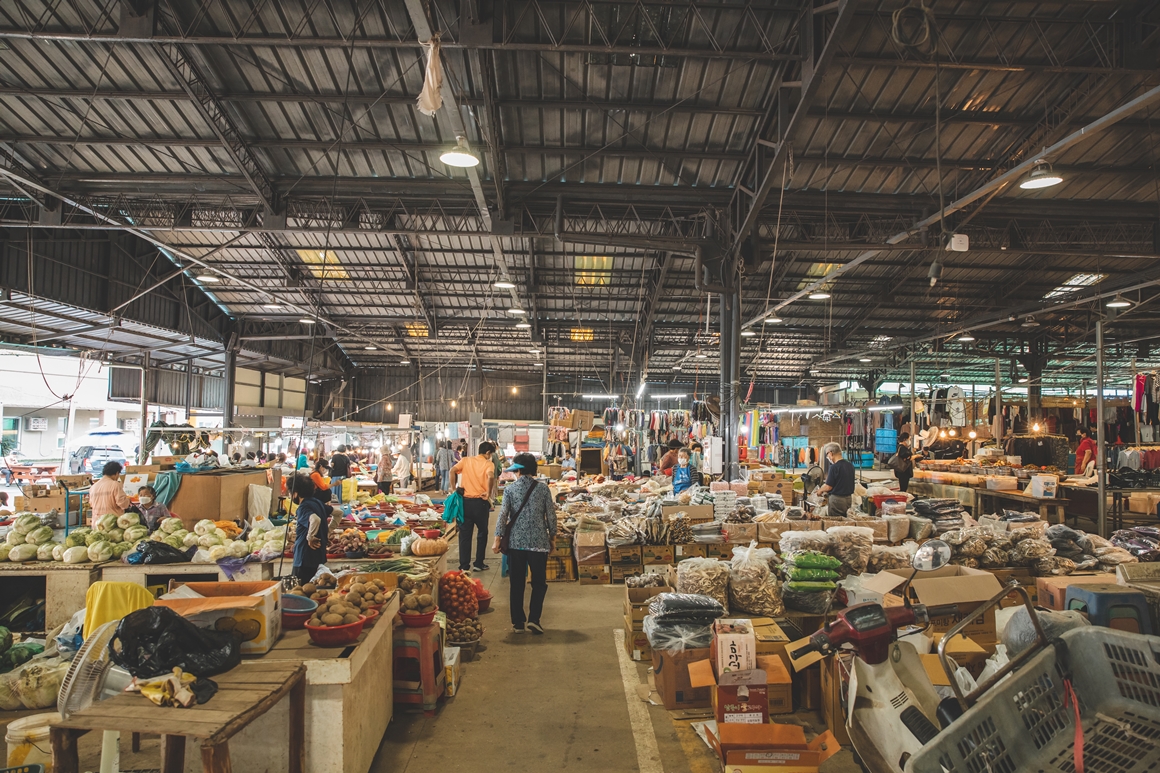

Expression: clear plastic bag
xmin=1032 ymin=556 xmax=1076 ymax=576
xmin=643 ymin=615 xmax=713 ymax=653
xmin=883 ymin=514 xmax=911 ymax=542
xmin=1001 ymin=607 xmax=1089 ymax=657
xmin=778 ymin=530 xmax=832 ymax=557
xmin=1010 ymin=538 xmax=1055 ymax=566
xmin=827 ymin=525 xmax=874 ymax=577
xmin=728 ymin=542 xmax=784 ymax=616
xmin=909 ymin=515 xmax=934 ymax=540
xmin=868 ymin=543 xmax=917 ymax=572
xmin=675 ymin=559 xmax=730 ymax=612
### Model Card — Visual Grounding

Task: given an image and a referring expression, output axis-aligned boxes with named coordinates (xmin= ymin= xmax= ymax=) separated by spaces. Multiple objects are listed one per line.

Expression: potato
xmin=418 ymin=594 xmax=433 ymax=607
xmin=321 ymin=613 xmax=344 ymax=626
xmin=363 ymin=591 xmax=375 ymax=601
xmin=310 ymin=615 xmax=322 ymax=626
xmin=302 ymin=583 xmax=317 ymax=594
xmin=342 ymin=613 xmax=359 ymax=625
xmin=288 ymin=588 xmax=305 ymax=596
xmin=345 ymin=591 xmax=362 ymax=604
xmin=349 ymin=582 xmax=366 ymax=594
xmin=403 ymin=595 xmax=419 ymax=610
xmin=374 ymin=592 xmax=386 ymax=604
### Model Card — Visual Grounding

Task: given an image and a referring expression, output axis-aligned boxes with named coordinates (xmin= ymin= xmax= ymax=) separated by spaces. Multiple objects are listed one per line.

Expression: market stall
xmin=0 ymin=561 xmax=105 ymax=631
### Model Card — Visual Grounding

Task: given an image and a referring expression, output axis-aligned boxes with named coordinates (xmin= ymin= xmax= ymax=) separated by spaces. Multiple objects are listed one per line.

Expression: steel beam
xmin=748 ymin=83 xmax=1160 ymax=327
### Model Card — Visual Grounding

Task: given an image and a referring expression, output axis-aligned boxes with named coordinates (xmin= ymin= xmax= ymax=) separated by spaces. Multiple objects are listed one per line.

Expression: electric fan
xmin=800 ymin=465 xmax=825 ymax=495
xmin=57 ymin=621 xmax=135 ymax=773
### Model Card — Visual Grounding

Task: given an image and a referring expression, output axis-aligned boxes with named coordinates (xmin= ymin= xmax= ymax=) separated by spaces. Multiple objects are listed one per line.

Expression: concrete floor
xmin=372 ymin=563 xmax=859 ymax=773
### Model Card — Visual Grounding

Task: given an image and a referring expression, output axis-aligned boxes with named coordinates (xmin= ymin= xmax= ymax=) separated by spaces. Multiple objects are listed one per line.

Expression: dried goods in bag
xmin=827 ymin=525 xmax=874 ymax=577
xmin=675 ymin=558 xmax=730 ymax=612
xmin=727 ymin=542 xmax=783 ymax=616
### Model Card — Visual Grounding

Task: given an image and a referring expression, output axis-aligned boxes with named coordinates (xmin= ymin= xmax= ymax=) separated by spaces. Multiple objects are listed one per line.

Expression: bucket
xmin=6 ymin=711 xmax=59 ymax=770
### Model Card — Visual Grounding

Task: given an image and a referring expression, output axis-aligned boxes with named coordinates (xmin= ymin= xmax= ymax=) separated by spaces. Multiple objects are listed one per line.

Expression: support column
xmin=184 ymin=358 xmax=194 ymax=422
xmin=223 ymin=349 xmax=237 ymax=431
xmin=720 ymin=289 xmax=740 ymax=480
xmin=1096 ymin=320 xmax=1107 ymax=537
xmin=995 ymin=359 xmax=1003 ymax=443
xmin=909 ymin=360 xmax=916 ymax=430
xmin=139 ymin=354 xmax=149 ymax=464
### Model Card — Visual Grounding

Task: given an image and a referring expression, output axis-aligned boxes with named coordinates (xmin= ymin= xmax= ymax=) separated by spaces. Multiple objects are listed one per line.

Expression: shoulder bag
xmin=499 ymin=480 xmax=538 ymax=554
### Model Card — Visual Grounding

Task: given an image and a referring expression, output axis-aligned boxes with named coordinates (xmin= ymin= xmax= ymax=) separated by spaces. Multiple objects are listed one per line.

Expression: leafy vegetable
xmin=62 ymin=546 xmax=89 ymax=564
xmin=64 ymin=532 xmax=88 ymax=548
xmin=36 ymin=542 xmax=57 ymax=561
xmin=163 ymin=534 xmax=185 ymax=549
xmin=12 ymin=514 xmax=41 ymax=535
xmin=207 ymin=544 xmax=228 ymax=561
xmin=13 ymin=659 xmax=68 ymax=708
xmin=227 ymin=540 xmax=249 ymax=558
xmin=160 ymin=517 xmax=184 ymax=534
xmin=52 ymin=544 xmax=65 ymax=562
xmin=0 ymin=544 xmax=12 ymax=561
xmin=117 ymin=512 xmax=140 ymax=529
xmin=198 ymin=533 xmax=223 ymax=548
xmin=194 ymin=519 xmax=216 ymax=536
xmin=6 ymin=531 xmax=23 ymax=546
xmin=0 ymin=642 xmax=41 ymax=672
xmin=0 ymin=626 xmax=12 ymax=655
xmin=24 ymin=526 xmax=54 ymax=545
xmin=106 ymin=527 xmax=124 ymax=543
xmin=7 ymin=544 xmax=38 ymax=562
xmin=87 ymin=541 xmax=114 ymax=562
xmin=183 ymin=533 xmax=200 ymax=547
xmin=93 ymin=513 xmax=118 ymax=532
xmin=85 ymin=531 xmax=109 ymax=547
xmin=123 ymin=526 xmax=148 ymax=543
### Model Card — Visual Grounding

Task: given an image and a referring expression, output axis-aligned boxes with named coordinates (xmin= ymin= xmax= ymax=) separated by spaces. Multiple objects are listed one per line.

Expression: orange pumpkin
xmin=411 ymin=536 xmax=449 ymax=556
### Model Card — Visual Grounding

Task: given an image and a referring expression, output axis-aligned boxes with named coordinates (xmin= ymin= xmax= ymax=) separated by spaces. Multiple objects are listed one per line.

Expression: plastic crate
xmin=875 ymin=428 xmax=898 ymax=454
xmin=905 ymin=626 xmax=1160 ymax=773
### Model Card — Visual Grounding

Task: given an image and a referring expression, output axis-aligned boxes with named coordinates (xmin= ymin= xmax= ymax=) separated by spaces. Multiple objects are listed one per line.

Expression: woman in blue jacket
xmin=291 ymin=473 xmax=328 ymax=584
xmin=672 ymin=447 xmax=694 ymax=494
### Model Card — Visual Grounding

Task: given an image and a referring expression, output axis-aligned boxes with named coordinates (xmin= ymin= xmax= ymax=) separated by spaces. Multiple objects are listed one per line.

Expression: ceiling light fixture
xmin=507 ymin=307 xmax=526 ymax=315
xmin=636 ymin=382 xmax=646 ymax=399
xmin=515 ymin=322 xmax=531 ymax=329
xmin=299 ymin=317 xmax=316 ymax=325
xmin=511 ymin=387 xmax=519 ymax=395
xmin=958 ymin=334 xmax=975 ymax=342
xmin=494 ymin=279 xmax=516 ymax=289
xmin=767 ymin=316 xmax=783 ymax=323
xmin=672 ymin=364 xmax=682 ymax=371
xmin=450 ymin=400 xmax=457 ymax=408
xmin=1106 ymin=294 xmax=1132 ymax=308
xmin=262 ymin=303 xmax=282 ymax=310
xmin=1018 ymin=160 xmax=1063 ymax=190
xmin=386 ymin=403 xmax=393 ymax=411
xmin=695 ymin=351 xmax=708 ymax=359
xmin=439 ymin=135 xmax=480 ymax=168
xmin=928 ymin=259 xmax=942 ymax=287
xmin=808 ymin=291 xmax=831 ymax=300
xmin=858 ymin=357 xmax=872 ymax=363
xmin=968 ymin=430 xmax=977 ymax=439
xmin=400 ymin=360 xmax=410 ymax=365
xmin=364 ymin=345 xmax=377 ymax=351
xmin=196 ymin=272 xmax=221 ymax=283
xmin=740 ymin=330 xmax=756 ymax=337
xmin=1021 ymin=316 xmax=1040 ymax=328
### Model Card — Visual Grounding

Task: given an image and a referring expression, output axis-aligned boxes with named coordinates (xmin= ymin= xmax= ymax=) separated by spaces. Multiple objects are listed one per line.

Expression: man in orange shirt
xmin=451 ymin=441 xmax=498 ymax=573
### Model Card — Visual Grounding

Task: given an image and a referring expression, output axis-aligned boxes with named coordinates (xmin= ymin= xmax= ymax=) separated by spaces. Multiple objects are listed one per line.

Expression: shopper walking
xmin=375 ymin=447 xmax=393 ymax=494
xmin=310 ymin=458 xmax=333 ymax=502
xmin=1075 ymin=427 xmax=1097 ymax=476
xmin=436 ymin=441 xmax=456 ymax=491
xmin=891 ymin=432 xmax=915 ymax=492
xmin=329 ymin=446 xmax=351 ymax=503
xmin=89 ymin=461 xmax=130 ymax=525
xmin=392 ymin=445 xmax=412 ymax=490
xmin=818 ymin=443 xmax=855 ymax=517
xmin=451 ymin=442 xmax=498 ymax=573
xmin=492 ymin=453 xmax=557 ymax=634
xmin=290 ymin=473 xmax=328 ymax=584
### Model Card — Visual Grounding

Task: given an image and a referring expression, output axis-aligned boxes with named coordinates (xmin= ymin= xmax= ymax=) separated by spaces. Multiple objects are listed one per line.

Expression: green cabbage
xmin=5 ymin=531 xmax=22 ymax=546
xmin=85 ymin=531 xmax=108 ymax=547
xmin=0 ymin=544 xmax=11 ymax=561
xmin=0 ymin=627 xmax=10 ymax=655
xmin=64 ymin=532 xmax=87 ymax=548
xmin=0 ymin=643 xmax=41 ymax=672
xmin=62 ymin=546 xmax=89 ymax=564
xmin=93 ymin=513 xmax=118 ymax=532
xmin=111 ymin=542 xmax=131 ymax=558
xmin=207 ymin=544 xmax=228 ymax=561
xmin=227 ymin=540 xmax=249 ymax=558
xmin=171 ymin=529 xmax=189 ymax=542
xmin=14 ymin=659 xmax=68 ymax=708
xmin=194 ymin=519 xmax=216 ymax=536
xmin=160 ymin=517 xmax=183 ymax=534
xmin=106 ymin=527 xmax=124 ymax=543
xmin=149 ymin=531 xmax=167 ymax=541
xmin=7 ymin=544 xmax=38 ymax=562
xmin=198 ymin=533 xmax=223 ymax=547
xmin=36 ymin=542 xmax=57 ymax=561
xmin=87 ymin=541 xmax=114 ymax=562
xmin=51 ymin=544 xmax=64 ymax=562
xmin=123 ymin=526 xmax=148 ymax=543
xmin=116 ymin=512 xmax=140 ymax=529
xmin=213 ymin=527 xmax=228 ymax=540
xmin=24 ymin=526 xmax=54 ymax=545
xmin=163 ymin=534 xmax=185 ymax=549
xmin=180 ymin=532 xmax=198 ymax=547
xmin=12 ymin=514 xmax=41 ymax=535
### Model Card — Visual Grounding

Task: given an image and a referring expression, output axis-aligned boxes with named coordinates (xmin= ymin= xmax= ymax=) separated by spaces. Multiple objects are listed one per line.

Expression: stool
xmin=1065 ymin=584 xmax=1153 ymax=635
xmin=393 ymin=623 xmax=445 ymax=715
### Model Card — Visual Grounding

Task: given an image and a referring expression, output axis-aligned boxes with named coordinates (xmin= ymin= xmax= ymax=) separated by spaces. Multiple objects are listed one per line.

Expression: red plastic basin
xmin=305 ymin=615 xmax=366 ymax=646
xmin=400 ymin=606 xmax=439 ymax=627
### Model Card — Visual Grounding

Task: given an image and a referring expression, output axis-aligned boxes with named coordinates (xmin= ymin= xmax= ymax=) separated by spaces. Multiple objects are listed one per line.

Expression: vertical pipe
xmin=995 ymin=358 xmax=1003 ymax=443
xmin=223 ymin=349 xmax=237 ymax=431
xmin=730 ymin=290 xmax=741 ymax=479
xmin=909 ymin=360 xmax=916 ymax=435
xmin=720 ymin=292 xmax=733 ymax=478
xmin=184 ymin=358 xmax=194 ymax=421
xmin=1133 ymin=356 xmax=1141 ymax=445
xmin=541 ymin=357 xmax=548 ymax=423
xmin=139 ymin=353 xmax=149 ymax=464
xmin=1096 ymin=320 xmax=1107 ymax=537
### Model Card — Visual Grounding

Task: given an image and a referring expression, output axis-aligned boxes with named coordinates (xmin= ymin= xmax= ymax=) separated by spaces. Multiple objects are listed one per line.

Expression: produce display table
xmin=974 ymin=489 xmax=1069 ymax=524
xmin=905 ymin=481 xmax=979 ymax=514
xmin=101 ymin=560 xmax=275 ymax=591
xmin=50 ymin=661 xmax=306 ymax=773
xmin=1106 ymin=488 xmax=1160 ymax=532
xmin=0 ymin=561 xmax=105 ymax=630
xmin=325 ymin=552 xmax=448 ymax=604
xmin=205 ymin=595 xmax=401 ymax=773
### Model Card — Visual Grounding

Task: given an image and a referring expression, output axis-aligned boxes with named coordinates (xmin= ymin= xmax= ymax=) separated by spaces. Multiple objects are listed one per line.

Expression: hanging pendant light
xmin=440 ymin=136 xmax=480 ymax=168
xmin=1106 ymin=294 xmax=1132 ymax=308
xmin=1018 ymin=160 xmax=1063 ymax=190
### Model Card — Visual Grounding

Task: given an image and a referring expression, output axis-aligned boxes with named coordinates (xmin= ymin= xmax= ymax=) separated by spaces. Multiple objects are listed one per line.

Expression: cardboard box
xmin=577 ymin=564 xmax=610 ymax=584
xmin=625 ymin=582 xmax=668 ymax=622
xmin=706 ymin=723 xmax=840 ymax=773
xmin=573 ymin=531 xmax=607 ymax=565
xmin=156 ymin=580 xmax=282 ymax=654
xmin=54 ymin=474 xmax=91 ymax=489
xmin=607 ymin=545 xmax=642 ymax=565
xmin=756 ymin=521 xmax=796 ymax=544
xmin=705 ymin=542 xmax=733 ymax=560
xmin=820 ymin=653 xmax=851 ymax=745
xmin=168 ymin=469 xmax=271 ymax=526
xmin=541 ymin=463 xmax=562 ymax=480
xmin=674 ymin=543 xmax=707 ymax=561
xmin=724 ymin=523 xmax=759 ymax=544
xmin=860 ymin=565 xmax=1003 ymax=641
xmin=1037 ymin=573 xmax=1117 ymax=611
xmin=641 ymin=545 xmax=675 ymax=565
xmin=763 ymin=655 xmax=793 ymax=715
xmin=610 ymin=565 xmax=642 ymax=584
xmin=545 ymin=555 xmax=577 ymax=582
xmin=125 ymin=464 xmax=162 ymax=475
xmin=714 ymin=618 xmax=757 ymax=674
xmin=751 ymin=617 xmax=791 ymax=670
xmin=921 ymin=633 xmax=990 ymax=683
xmin=573 ymin=410 xmax=594 ymax=430
xmin=689 ymin=659 xmax=769 ymax=724
xmin=661 ymin=504 xmax=714 ymax=523
xmin=623 ymin=617 xmax=651 ymax=661
xmin=444 ymin=646 xmax=462 ymax=697
xmin=17 ymin=490 xmax=83 ymax=515
xmin=652 ymin=647 xmax=712 ymax=710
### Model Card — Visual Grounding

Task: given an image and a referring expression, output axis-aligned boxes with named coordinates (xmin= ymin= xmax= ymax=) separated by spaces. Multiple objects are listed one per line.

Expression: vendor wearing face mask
xmin=135 ymin=485 xmax=172 ymax=532
xmin=290 ymin=472 xmax=328 ymax=584
xmin=672 ymin=448 xmax=694 ymax=495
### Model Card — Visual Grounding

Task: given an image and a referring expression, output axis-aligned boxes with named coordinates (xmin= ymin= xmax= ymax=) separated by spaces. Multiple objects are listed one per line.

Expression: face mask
xmin=679 ymin=459 xmax=688 ymax=467
xmin=139 ymin=497 xmax=153 ymax=506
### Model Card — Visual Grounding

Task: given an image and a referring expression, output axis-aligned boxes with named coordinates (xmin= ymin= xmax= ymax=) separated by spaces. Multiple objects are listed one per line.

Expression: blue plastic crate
xmin=875 ymin=428 xmax=898 ymax=454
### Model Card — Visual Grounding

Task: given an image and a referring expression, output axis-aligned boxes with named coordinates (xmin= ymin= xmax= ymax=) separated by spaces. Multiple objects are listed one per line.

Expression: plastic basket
xmin=905 ymin=626 xmax=1160 ymax=773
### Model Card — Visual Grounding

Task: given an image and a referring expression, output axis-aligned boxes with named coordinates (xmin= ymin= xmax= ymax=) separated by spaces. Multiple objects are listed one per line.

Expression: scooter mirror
xmin=913 ymin=539 xmax=952 ymax=571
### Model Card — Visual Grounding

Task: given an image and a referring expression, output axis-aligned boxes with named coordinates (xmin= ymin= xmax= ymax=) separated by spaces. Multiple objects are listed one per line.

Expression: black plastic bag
xmin=110 ymin=607 xmax=242 ymax=679
xmin=125 ymin=542 xmax=195 ymax=565
xmin=647 ymin=592 xmax=724 ymax=624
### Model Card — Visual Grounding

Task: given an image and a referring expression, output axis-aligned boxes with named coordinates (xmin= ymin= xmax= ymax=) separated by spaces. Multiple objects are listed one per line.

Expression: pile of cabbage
xmin=0 ymin=510 xmax=150 ymax=564
xmin=182 ymin=519 xmax=253 ymax=562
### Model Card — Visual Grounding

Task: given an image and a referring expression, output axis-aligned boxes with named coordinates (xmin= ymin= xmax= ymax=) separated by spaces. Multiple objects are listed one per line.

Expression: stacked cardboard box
xmin=544 ymin=533 xmax=577 ymax=582
xmin=574 ymin=530 xmax=609 ymax=584
xmin=674 ymin=543 xmax=707 ymax=561
xmin=623 ymin=581 xmax=668 ymax=661
xmin=713 ymin=491 xmax=738 ymax=519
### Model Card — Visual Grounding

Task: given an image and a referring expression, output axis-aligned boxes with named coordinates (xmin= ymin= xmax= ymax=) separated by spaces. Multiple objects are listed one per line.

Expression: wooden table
xmin=51 ymin=661 xmax=306 ymax=773
xmin=9 ymin=463 xmax=58 ymax=484
xmin=974 ymin=489 xmax=1069 ymax=524
xmin=906 ymin=481 xmax=980 ymax=515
